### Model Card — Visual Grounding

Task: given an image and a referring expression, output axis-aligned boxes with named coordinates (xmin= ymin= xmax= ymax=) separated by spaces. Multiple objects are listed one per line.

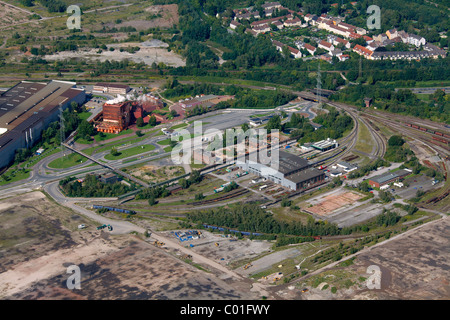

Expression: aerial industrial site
xmin=0 ymin=0 xmax=448 ymax=307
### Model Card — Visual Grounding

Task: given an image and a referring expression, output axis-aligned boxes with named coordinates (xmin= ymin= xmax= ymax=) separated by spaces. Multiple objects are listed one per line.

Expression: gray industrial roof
xmin=370 ymin=169 xmax=411 ymax=185
xmin=287 ymin=167 xmax=324 ymax=184
xmin=274 ymin=151 xmax=310 ymax=175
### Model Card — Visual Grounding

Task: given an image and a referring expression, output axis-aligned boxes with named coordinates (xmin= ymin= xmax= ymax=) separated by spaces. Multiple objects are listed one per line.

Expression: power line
xmin=316 ymin=62 xmax=322 ymax=108
xmin=59 ymin=104 xmax=66 ymax=157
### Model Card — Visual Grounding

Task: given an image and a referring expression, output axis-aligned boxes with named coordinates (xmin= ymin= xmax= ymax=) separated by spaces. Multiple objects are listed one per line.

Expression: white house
xmin=407 ymin=34 xmax=426 ymax=47
xmin=230 ymin=20 xmax=241 ymax=30
xmin=318 ymin=40 xmax=334 ymax=52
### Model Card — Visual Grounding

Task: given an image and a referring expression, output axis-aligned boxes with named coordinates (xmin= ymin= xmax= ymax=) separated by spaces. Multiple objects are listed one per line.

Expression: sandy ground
xmin=0 ymin=192 xmax=271 ymax=299
xmin=0 ymin=238 xmax=117 ymax=298
xmin=43 ymin=41 xmax=185 ymax=67
xmin=7 ymin=241 xmax=259 ymax=300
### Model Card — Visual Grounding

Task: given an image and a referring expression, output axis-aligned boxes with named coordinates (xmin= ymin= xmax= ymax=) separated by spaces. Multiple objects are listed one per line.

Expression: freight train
xmin=405 ymin=123 xmax=450 ymax=139
xmin=432 ymin=136 xmax=450 ymax=144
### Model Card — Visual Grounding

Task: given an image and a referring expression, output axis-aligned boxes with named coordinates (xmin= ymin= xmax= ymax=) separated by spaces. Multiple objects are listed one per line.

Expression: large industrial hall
xmin=0 ymin=80 xmax=86 ymax=169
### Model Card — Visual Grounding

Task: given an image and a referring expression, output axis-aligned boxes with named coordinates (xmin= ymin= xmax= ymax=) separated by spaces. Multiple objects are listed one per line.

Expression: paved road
xmin=44 ymin=181 xmax=145 ymax=235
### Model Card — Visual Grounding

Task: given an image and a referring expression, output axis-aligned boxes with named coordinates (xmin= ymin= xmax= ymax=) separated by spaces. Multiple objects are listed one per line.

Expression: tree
xmin=77 ymin=120 xmax=95 ymax=139
xmin=195 ymin=193 xmax=205 ymax=200
xmin=179 ymin=178 xmax=189 ymax=189
xmin=388 ymin=135 xmax=404 ymax=147
xmin=110 ymin=148 xmax=120 ymax=157
xmin=266 ymin=115 xmax=282 ymax=132
xmin=148 ymin=197 xmax=157 ymax=206
xmin=148 ymin=115 xmax=157 ymax=127
xmin=135 ymin=130 xmax=144 ymax=137
xmin=136 ymin=117 xmax=144 ymax=127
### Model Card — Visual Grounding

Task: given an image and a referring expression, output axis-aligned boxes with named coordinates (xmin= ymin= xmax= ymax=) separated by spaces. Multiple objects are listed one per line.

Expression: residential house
xmin=284 ymin=17 xmax=302 ymax=27
xmin=253 ymin=24 xmax=271 ymax=34
xmin=407 ymin=34 xmax=426 ymax=47
xmin=318 ymin=40 xmax=334 ymax=52
xmin=288 ymin=46 xmax=302 ymax=59
xmin=262 ymin=2 xmax=282 ymax=10
xmin=353 ymin=44 xmax=374 ymax=59
xmin=230 ymin=20 xmax=241 ymax=30
xmin=386 ymin=28 xmax=398 ymax=40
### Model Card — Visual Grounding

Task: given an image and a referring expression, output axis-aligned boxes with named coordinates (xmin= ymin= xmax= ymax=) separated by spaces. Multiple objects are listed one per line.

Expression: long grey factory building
xmin=0 ymin=80 xmax=86 ymax=169
xmin=236 ymin=150 xmax=325 ymax=190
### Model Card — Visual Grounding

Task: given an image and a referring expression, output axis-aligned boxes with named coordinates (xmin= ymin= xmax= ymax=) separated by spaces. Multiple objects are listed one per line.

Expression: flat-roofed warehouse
xmin=236 ymin=150 xmax=325 ymax=190
xmin=368 ymin=169 xmax=411 ymax=188
xmin=0 ymin=80 xmax=86 ymax=169
xmin=93 ymin=83 xmax=130 ymax=95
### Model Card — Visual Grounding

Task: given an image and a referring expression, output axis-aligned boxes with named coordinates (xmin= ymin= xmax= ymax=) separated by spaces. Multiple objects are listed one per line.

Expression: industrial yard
xmin=0 ymin=0 xmax=448 ymax=303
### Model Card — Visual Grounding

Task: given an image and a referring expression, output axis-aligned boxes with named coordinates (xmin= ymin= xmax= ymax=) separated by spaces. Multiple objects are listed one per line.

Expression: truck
xmin=243 ymin=263 xmax=252 ymax=270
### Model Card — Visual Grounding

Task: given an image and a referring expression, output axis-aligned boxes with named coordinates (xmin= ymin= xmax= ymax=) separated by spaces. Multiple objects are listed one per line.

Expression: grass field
xmin=48 ymin=152 xmax=88 ymax=169
xmin=104 ymin=144 xmax=156 ymax=160
xmin=354 ymin=120 xmax=375 ymax=154
xmin=0 ymin=168 xmax=30 ymax=186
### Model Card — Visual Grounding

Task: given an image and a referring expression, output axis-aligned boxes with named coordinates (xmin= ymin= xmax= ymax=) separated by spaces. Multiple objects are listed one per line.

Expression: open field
xmin=0 ymin=191 xmax=263 ymax=299
xmin=354 ymin=120 xmax=375 ymax=154
xmin=48 ymin=152 xmax=88 ymax=169
xmin=130 ymin=163 xmax=184 ymax=183
xmin=0 ymin=1 xmax=34 ymax=29
xmin=295 ymin=217 xmax=450 ymax=300
xmin=7 ymin=240 xmax=259 ymax=300
xmin=43 ymin=41 xmax=186 ymax=67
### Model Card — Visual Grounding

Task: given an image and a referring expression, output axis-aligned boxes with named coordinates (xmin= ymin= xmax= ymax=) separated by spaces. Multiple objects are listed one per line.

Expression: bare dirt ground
xmin=0 ymin=192 xmax=267 ymax=299
xmin=289 ymin=217 xmax=450 ymax=300
xmin=131 ymin=164 xmax=185 ymax=183
xmin=7 ymin=241 xmax=257 ymax=300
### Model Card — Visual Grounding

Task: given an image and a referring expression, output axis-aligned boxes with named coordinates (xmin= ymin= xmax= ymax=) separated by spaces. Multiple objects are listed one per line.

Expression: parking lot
xmin=391 ymin=174 xmax=442 ymax=200
xmin=161 ymin=229 xmax=273 ymax=267
xmin=213 ymin=167 xmax=293 ymax=200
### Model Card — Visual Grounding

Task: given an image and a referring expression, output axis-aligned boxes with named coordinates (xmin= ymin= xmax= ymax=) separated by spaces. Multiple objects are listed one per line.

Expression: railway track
xmin=359 ymin=112 xmax=450 ymax=206
xmin=190 ymin=188 xmax=249 ymax=206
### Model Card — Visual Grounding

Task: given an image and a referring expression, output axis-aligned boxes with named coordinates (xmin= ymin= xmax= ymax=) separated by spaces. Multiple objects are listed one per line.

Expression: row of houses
xmin=233 ymin=1 xmax=283 ymax=20
xmin=353 ymin=43 xmax=446 ymax=61
xmin=308 ymin=13 xmax=367 ymax=40
xmin=357 ymin=28 xmax=446 ymax=60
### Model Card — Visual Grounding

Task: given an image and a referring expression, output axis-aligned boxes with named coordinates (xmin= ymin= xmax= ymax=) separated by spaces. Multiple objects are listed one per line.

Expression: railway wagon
xmin=405 ymin=123 xmax=450 ymax=139
xmin=432 ymin=136 xmax=450 ymax=144
xmin=92 ymin=205 xmax=136 ymax=215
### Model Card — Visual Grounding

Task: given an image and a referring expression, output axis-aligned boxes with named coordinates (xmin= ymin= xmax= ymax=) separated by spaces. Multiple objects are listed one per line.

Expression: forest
xmin=59 ymin=174 xmax=136 ymax=197
xmin=331 ymin=84 xmax=450 ymax=123
xmin=289 ymin=106 xmax=354 ymax=143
